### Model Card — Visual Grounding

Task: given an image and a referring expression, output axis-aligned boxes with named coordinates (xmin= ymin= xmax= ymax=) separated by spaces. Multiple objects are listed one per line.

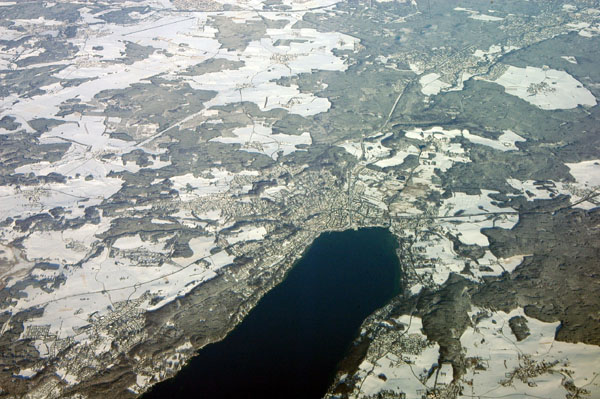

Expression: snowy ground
xmin=339 ymin=308 xmax=600 ymax=399
xmin=352 ymin=316 xmax=441 ymax=399
xmin=485 ymin=65 xmax=597 ymax=110
xmin=460 ymin=308 xmax=600 ymax=399
xmin=0 ymin=0 xmax=356 ymax=374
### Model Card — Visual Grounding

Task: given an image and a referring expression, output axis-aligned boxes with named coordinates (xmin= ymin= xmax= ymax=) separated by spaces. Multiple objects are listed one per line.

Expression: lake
xmin=143 ymin=227 xmax=402 ymax=399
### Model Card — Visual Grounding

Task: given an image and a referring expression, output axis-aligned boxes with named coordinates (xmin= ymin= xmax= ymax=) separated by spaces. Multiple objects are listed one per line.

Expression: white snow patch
xmin=438 ymin=190 xmax=518 ymax=246
xmin=405 ymin=127 xmax=524 ymax=152
xmin=497 ymin=254 xmax=527 ymax=273
xmin=473 ymin=44 xmax=519 ymax=60
xmin=210 ymin=124 xmax=311 ymax=159
xmin=460 ymin=307 xmax=600 ymax=398
xmin=419 ymin=73 xmax=451 ymax=96
xmin=113 ymin=234 xmax=170 ymax=253
xmin=374 ymin=146 xmax=420 ymax=168
xmin=455 ymin=7 xmax=503 ymax=21
xmin=488 ymin=65 xmax=596 ymax=110
xmin=15 ymin=368 xmax=38 ymax=379
xmin=225 ymin=226 xmax=267 ymax=244
xmin=566 ymin=160 xmax=600 ymax=188
xmin=170 ymin=169 xmax=235 ymax=199
xmin=339 ymin=136 xmax=392 ymax=162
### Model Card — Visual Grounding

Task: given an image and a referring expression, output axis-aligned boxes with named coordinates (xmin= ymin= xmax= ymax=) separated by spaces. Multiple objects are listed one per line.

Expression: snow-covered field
xmin=461 ymin=308 xmax=600 ymax=399
xmin=455 ymin=7 xmax=504 ymax=22
xmin=210 ymin=123 xmax=312 ymax=159
xmin=486 ymin=65 xmax=597 ymax=110
xmin=419 ymin=73 xmax=451 ymax=96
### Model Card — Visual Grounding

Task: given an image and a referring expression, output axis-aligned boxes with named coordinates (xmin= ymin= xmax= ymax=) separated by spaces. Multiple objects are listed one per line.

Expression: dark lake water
xmin=143 ymin=227 xmax=402 ymax=399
